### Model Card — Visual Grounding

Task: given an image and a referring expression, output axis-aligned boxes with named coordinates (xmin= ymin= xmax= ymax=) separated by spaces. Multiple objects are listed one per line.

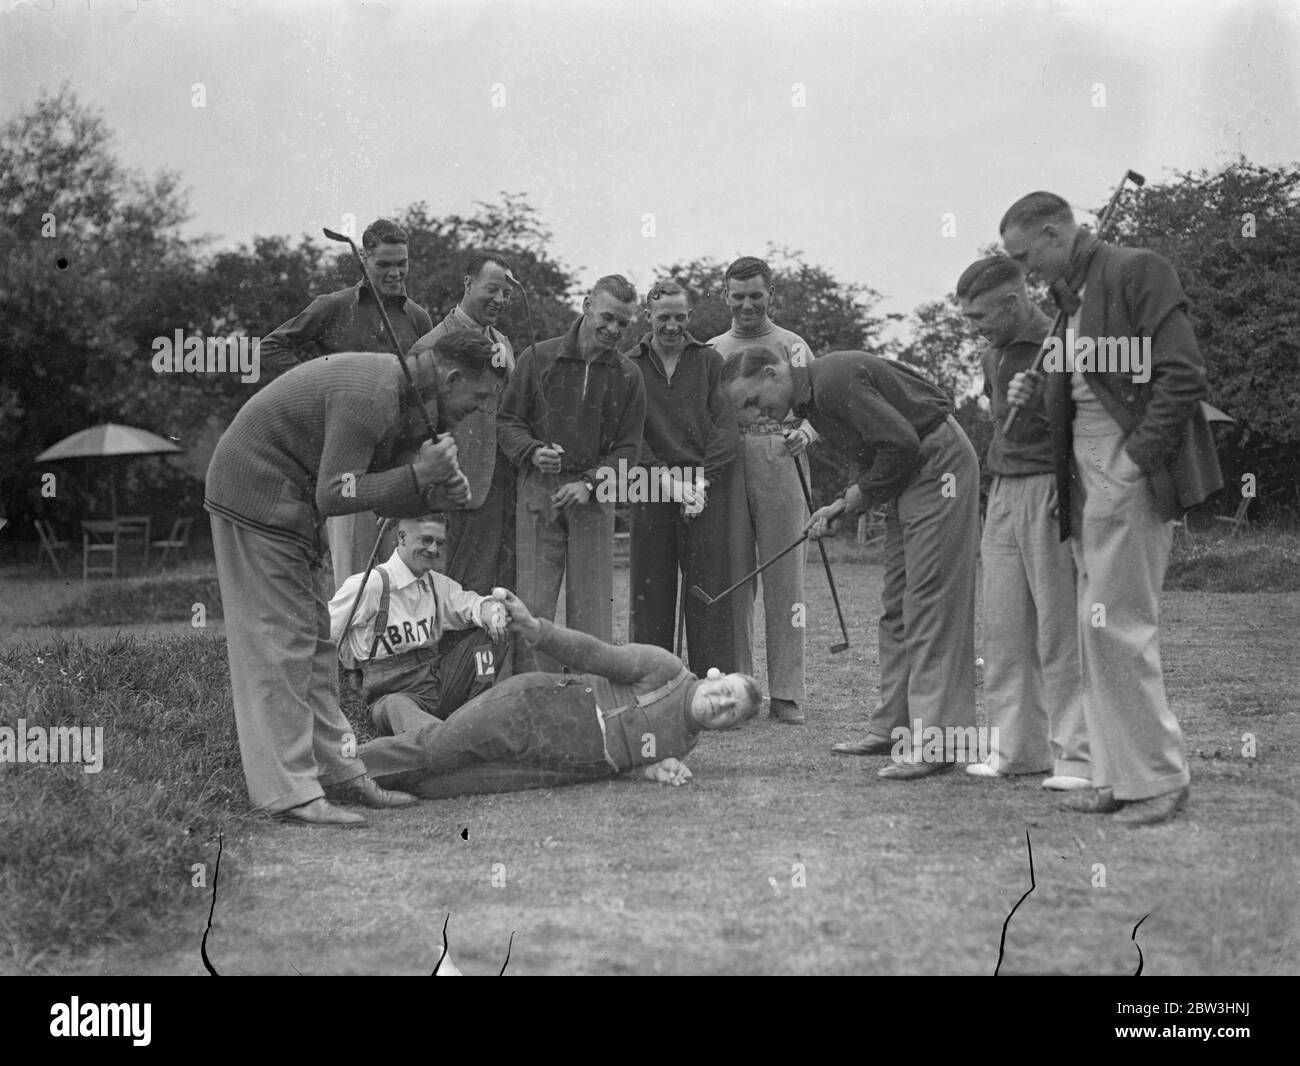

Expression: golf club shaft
xmin=675 ymin=567 xmax=685 ymax=658
xmin=342 ymin=516 xmax=395 ymax=653
xmin=322 ymin=227 xmax=438 ymax=442
xmin=694 ymin=519 xmax=815 ymax=605
xmin=1003 ymin=170 xmax=1144 ymax=432
xmin=792 ymin=454 xmax=851 ymax=650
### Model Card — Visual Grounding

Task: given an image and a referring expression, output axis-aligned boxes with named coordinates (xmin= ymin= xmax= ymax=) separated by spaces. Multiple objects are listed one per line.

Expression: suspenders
xmin=366 ymin=569 xmax=393 ymax=663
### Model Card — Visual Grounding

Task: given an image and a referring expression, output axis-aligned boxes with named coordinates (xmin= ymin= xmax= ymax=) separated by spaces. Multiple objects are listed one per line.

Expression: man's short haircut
xmin=999 ymin=192 xmax=1074 ymax=235
xmin=720 ymin=344 xmax=783 ymax=384
xmin=735 ymin=674 xmax=762 ymax=724
xmin=463 ymin=249 xmax=515 ymax=281
xmin=362 ymin=218 xmax=409 ymax=251
xmin=397 ymin=514 xmax=447 ymax=531
xmin=591 ymin=274 xmax=637 ymax=304
xmin=956 ymin=256 xmax=1025 ymax=302
xmin=646 ymin=279 xmax=691 ymax=306
xmin=724 ymin=256 xmax=773 ymax=287
xmin=430 ymin=331 xmax=508 ymax=379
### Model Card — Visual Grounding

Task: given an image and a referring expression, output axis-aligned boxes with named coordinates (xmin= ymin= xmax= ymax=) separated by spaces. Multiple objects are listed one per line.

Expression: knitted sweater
xmin=204 ymin=352 xmax=453 ymax=548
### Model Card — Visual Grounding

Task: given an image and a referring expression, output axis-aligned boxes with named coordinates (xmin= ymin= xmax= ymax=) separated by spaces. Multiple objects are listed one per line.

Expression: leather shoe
xmin=831 ymin=734 xmax=895 ymax=756
xmin=278 ymin=798 xmax=366 ymax=827
xmin=877 ymin=760 xmax=955 ymax=781
xmin=769 ymin=698 xmax=805 ymax=724
xmin=1112 ymin=786 xmax=1189 ymax=827
xmin=325 ymin=774 xmax=418 ymax=809
xmin=1058 ymin=787 xmax=1119 ymax=814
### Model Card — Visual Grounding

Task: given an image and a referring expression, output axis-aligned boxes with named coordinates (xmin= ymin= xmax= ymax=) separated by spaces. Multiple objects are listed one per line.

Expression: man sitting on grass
xmin=329 ymin=514 xmax=514 ymax=735
xmin=357 ymin=589 xmax=762 ymax=798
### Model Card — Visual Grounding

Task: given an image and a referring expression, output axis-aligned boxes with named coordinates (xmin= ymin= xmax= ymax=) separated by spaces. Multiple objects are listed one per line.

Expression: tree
xmin=1104 ymin=159 xmax=1300 ymax=518
xmin=0 ymin=86 xmax=204 ymax=528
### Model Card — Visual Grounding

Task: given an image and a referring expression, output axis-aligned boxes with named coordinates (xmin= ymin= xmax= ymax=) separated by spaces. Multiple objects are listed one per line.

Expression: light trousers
xmin=981 ymin=472 xmax=1090 ymax=777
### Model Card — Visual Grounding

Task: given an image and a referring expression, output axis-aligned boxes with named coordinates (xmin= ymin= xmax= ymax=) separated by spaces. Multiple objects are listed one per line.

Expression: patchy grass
xmin=20 ymin=558 xmax=1297 ymax=977
xmin=1166 ymin=526 xmax=1300 ymax=592
xmin=31 ymin=572 xmax=223 ymax=628
xmin=0 ymin=634 xmax=248 ymax=970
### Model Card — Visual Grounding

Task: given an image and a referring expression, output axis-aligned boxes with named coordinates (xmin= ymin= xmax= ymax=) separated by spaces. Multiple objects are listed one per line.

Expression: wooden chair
xmin=151 ymin=516 xmax=194 ymax=570
xmin=115 ymin=515 xmax=152 ymax=568
xmin=1214 ymin=495 xmax=1252 ymax=537
xmin=856 ymin=506 xmax=887 ymax=547
xmin=81 ymin=520 xmax=120 ymax=581
xmin=35 ymin=519 xmax=70 ymax=575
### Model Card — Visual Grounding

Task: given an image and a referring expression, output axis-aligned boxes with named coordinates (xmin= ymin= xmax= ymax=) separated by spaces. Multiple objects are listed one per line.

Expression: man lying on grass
xmin=357 ymin=589 xmax=762 ymax=798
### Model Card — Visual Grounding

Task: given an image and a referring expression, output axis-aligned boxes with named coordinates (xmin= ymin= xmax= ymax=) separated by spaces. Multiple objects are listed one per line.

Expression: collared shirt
xmin=328 ymin=550 xmax=488 ymax=663
xmin=982 ymin=306 xmax=1056 ymax=476
xmin=624 ymin=332 xmax=738 ymax=485
xmin=497 ymin=317 xmax=647 ymax=484
xmin=791 ymin=351 xmax=952 ymax=508
xmin=258 ymin=282 xmax=434 ymax=381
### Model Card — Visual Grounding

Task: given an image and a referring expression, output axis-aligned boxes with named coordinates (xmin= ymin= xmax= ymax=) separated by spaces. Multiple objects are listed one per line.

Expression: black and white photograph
xmin=1 ymin=0 xmax=1297 ymax=997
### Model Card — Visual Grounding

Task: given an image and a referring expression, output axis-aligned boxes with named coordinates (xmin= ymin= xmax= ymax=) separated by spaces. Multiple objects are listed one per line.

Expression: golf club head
xmin=321 ymin=227 xmax=353 ymax=244
xmin=688 ymin=585 xmax=714 ymax=605
xmin=830 ymin=642 xmax=850 ymax=654
xmin=1126 ymin=170 xmax=1146 ymax=187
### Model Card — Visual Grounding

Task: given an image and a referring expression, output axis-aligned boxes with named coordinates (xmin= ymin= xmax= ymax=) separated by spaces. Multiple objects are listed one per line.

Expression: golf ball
xmin=492 ymin=587 xmax=509 ymax=601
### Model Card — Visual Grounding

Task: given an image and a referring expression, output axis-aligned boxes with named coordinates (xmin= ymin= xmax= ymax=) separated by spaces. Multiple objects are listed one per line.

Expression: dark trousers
xmin=629 ymin=482 xmax=735 ymax=674
xmin=358 ymin=673 xmax=612 ymax=798
xmin=363 ymin=629 xmax=516 ymax=734
xmin=443 ymin=447 xmax=517 ymax=593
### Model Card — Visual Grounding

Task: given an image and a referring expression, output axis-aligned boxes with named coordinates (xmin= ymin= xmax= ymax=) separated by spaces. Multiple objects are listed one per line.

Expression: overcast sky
xmin=2 ymin=0 xmax=1296 ymax=321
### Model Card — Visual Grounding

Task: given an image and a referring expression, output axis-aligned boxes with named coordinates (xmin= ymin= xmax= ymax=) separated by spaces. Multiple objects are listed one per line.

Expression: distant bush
xmin=1166 ymin=527 xmax=1300 ymax=592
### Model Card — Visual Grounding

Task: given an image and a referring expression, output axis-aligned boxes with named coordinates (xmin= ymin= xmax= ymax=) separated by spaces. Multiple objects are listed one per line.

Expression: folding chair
xmin=35 ymin=519 xmax=70 ymax=575
xmin=151 ymin=516 xmax=194 ymax=570
xmin=1214 ymin=495 xmax=1252 ymax=538
xmin=82 ymin=521 xmax=120 ymax=581
xmin=856 ymin=506 xmax=887 ymax=547
xmin=115 ymin=515 xmax=152 ymax=568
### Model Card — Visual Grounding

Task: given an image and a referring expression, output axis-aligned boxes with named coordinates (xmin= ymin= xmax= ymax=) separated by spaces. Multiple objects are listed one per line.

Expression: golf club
xmin=1003 ymin=169 xmax=1146 ymax=432
xmin=690 ymin=518 xmax=816 ymax=606
xmin=323 ymin=227 xmax=441 ymax=442
xmin=675 ymin=567 xmax=686 ymax=658
xmin=323 ymin=226 xmax=465 ymax=647
xmin=791 ymin=454 xmax=850 ymax=653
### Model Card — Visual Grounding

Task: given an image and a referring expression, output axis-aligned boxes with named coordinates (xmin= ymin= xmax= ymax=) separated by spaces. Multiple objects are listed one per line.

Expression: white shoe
xmin=1042 ymin=774 xmax=1092 ymax=791
xmin=966 ymin=760 xmax=1004 ymax=778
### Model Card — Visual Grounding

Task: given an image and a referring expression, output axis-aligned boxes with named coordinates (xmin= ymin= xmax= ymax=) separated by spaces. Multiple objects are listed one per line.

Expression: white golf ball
xmin=975 ymin=658 xmax=985 ymax=668
xmin=492 ymin=587 xmax=509 ymax=601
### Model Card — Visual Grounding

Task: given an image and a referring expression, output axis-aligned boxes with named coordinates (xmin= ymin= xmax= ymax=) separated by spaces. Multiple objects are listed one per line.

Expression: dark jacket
xmin=497 ymin=317 xmax=647 ymax=485
xmin=258 ymin=283 xmax=433 ymax=381
xmin=793 ymin=351 xmax=953 ymax=508
xmin=624 ymin=332 xmax=738 ymax=485
xmin=1046 ymin=241 xmax=1224 ymax=536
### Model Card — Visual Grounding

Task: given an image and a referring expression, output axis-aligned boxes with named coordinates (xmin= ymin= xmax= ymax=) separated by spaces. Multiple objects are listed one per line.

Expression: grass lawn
xmin=2 ymin=528 xmax=1295 ymax=977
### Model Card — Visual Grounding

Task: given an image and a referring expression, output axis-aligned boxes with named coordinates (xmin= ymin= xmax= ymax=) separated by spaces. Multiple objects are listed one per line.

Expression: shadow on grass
xmin=25 ymin=573 xmax=224 ymax=628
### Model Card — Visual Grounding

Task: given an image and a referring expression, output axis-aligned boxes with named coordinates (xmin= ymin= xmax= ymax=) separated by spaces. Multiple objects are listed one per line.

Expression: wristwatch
xmin=582 ymin=477 xmax=595 ymax=494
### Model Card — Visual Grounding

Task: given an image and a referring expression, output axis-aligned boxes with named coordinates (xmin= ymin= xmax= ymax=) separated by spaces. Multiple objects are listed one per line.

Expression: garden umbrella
xmin=34 ymin=423 xmax=183 ymax=517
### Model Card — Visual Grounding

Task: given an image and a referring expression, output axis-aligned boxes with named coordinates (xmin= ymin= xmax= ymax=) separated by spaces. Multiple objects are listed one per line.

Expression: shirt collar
xmin=355 ymin=281 xmax=410 ymax=309
xmin=558 ymin=316 xmax=619 ymax=364
xmin=381 ymin=550 xmax=425 ymax=591
xmin=629 ymin=331 xmax=709 ymax=363
xmin=449 ymin=303 xmax=503 ymax=339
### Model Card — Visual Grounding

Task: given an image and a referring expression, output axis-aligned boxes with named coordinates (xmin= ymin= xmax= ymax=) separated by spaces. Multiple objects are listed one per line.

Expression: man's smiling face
xmin=396 ymin=519 xmax=447 ymax=576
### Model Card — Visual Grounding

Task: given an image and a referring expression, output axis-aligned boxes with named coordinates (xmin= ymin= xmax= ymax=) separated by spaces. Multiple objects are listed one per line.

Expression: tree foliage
xmin=1104 ymin=159 xmax=1300 ymax=517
